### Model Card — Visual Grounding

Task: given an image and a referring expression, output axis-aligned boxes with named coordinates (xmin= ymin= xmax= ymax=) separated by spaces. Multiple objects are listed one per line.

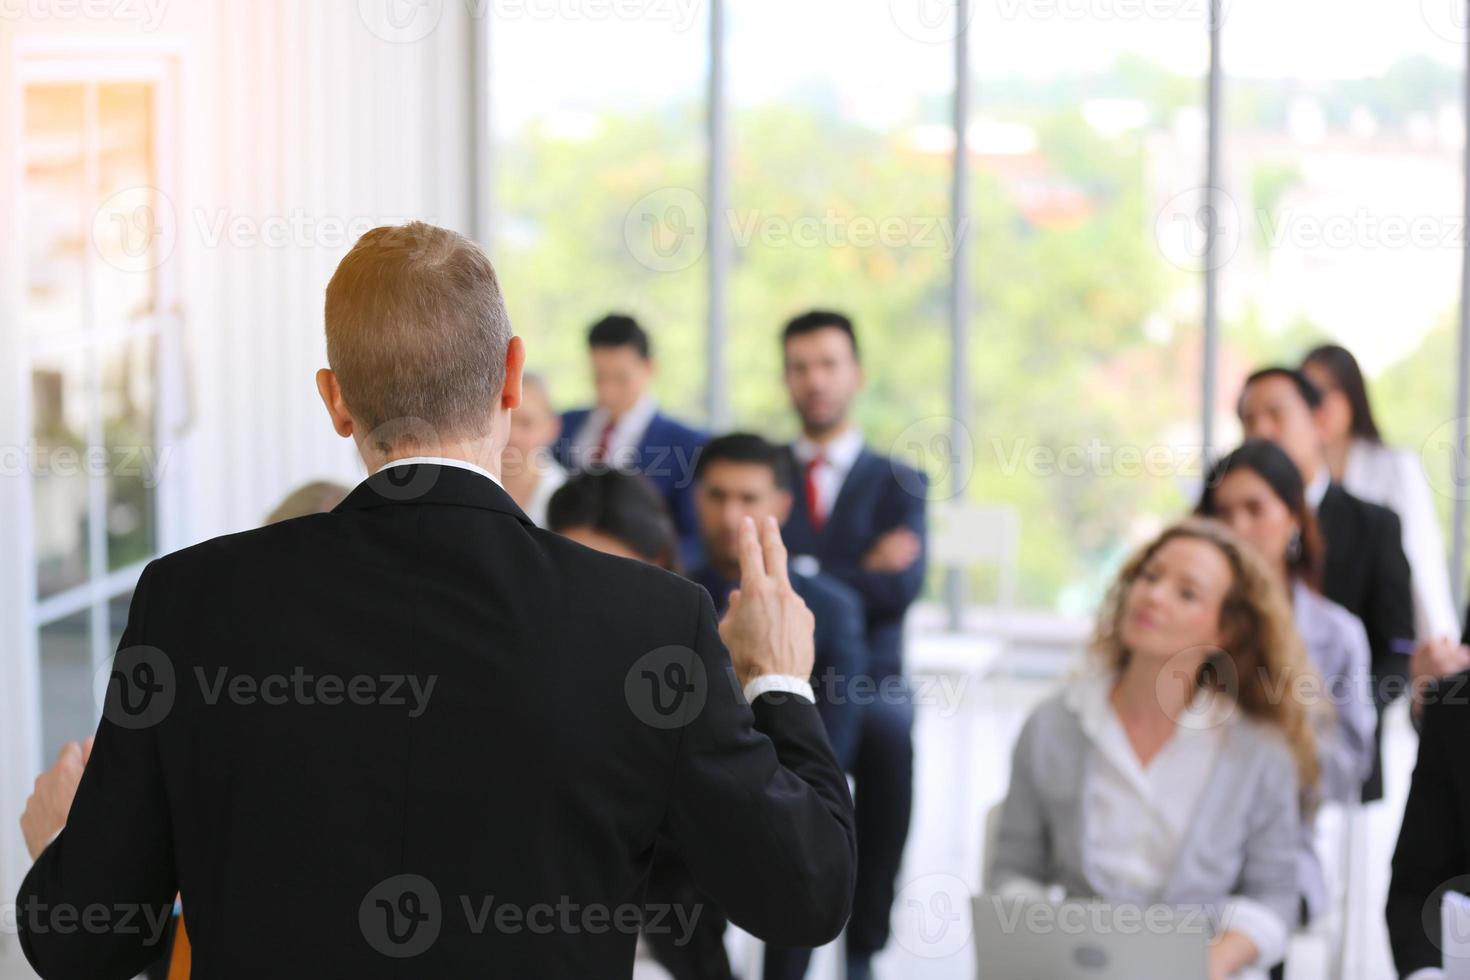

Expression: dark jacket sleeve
xmin=17 ymin=562 xmax=178 ymax=980
xmin=810 ymin=582 xmax=866 ymax=771
xmin=660 ymin=589 xmax=857 ymax=947
xmin=1367 ymin=506 xmax=1414 ymax=710
xmin=1387 ymin=680 xmax=1469 ymax=976
xmin=822 ymin=467 xmax=928 ymax=621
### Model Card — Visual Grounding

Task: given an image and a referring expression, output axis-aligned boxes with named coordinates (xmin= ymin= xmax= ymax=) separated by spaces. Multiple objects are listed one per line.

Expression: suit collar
xmin=335 ymin=462 xmax=534 ymax=526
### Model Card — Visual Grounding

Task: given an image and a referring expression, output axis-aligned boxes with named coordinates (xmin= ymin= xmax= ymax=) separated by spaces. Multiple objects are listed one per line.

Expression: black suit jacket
xmin=1387 ymin=669 xmax=1470 ymax=976
xmin=1317 ymin=482 xmax=1414 ymax=801
xmin=17 ymin=463 xmax=856 ymax=979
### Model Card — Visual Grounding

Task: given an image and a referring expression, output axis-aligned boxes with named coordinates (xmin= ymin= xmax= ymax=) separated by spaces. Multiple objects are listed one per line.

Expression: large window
xmin=1218 ymin=0 xmax=1465 ymax=581
xmin=21 ymin=61 xmax=179 ymax=761
xmin=724 ymin=1 xmax=954 ymax=447
xmin=488 ymin=8 xmax=709 ymax=422
xmin=966 ymin=5 xmax=1209 ymax=612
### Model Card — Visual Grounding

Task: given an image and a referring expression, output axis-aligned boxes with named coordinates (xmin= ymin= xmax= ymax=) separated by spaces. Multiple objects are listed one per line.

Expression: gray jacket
xmin=1293 ymin=580 xmax=1376 ymax=920
xmin=988 ymin=683 xmax=1301 ymax=953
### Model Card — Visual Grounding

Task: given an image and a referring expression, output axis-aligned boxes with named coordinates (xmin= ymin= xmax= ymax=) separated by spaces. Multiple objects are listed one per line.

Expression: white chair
xmin=928 ymin=502 xmax=1021 ymax=634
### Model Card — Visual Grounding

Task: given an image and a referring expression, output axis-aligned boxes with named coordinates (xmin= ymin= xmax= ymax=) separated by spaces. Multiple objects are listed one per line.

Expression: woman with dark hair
xmin=1301 ymin=344 xmax=1458 ymax=643
xmin=547 ymin=469 xmax=680 ymax=572
xmin=1197 ymin=439 xmax=1375 ymax=926
xmin=990 ymin=518 xmax=1313 ymax=979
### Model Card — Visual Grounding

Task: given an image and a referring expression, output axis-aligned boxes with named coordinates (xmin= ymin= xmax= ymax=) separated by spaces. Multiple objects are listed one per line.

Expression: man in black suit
xmin=770 ymin=311 xmax=928 ymax=980
xmin=16 ymin=222 xmax=856 ymax=979
xmin=1386 ymin=668 xmax=1470 ymax=978
xmin=1238 ymin=366 xmax=1413 ymax=802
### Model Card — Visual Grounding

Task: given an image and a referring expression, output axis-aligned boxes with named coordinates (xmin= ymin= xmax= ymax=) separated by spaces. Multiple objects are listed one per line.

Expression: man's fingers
xmin=736 ymin=516 xmax=766 ymax=589
xmin=760 ymin=516 xmax=790 ymax=588
xmin=81 ymin=736 xmax=94 ymax=765
xmin=55 ymin=742 xmax=81 ymax=768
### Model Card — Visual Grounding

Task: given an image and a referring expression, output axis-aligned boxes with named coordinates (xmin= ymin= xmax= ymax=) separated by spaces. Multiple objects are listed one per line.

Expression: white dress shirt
xmin=791 ymin=426 xmax=865 ymax=525
xmin=1343 ymin=438 xmax=1460 ymax=642
xmin=379 ymin=456 xmax=811 ymax=705
xmin=376 ymin=455 xmax=504 ymax=488
xmin=571 ymin=392 xmax=659 ymax=468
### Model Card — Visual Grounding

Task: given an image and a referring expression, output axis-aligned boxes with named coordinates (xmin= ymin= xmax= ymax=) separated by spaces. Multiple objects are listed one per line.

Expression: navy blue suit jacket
xmin=781 ymin=446 xmax=927 ymax=677
xmin=554 ymin=407 xmax=708 ymax=568
xmin=692 ymin=565 xmax=866 ymax=769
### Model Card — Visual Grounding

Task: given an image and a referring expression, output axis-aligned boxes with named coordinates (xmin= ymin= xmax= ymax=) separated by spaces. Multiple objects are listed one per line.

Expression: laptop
xmin=972 ymin=894 xmax=1210 ymax=979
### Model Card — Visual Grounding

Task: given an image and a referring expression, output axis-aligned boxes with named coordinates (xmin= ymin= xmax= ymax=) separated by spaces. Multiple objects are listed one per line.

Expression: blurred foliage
xmin=491 ymin=57 xmax=1463 ymax=613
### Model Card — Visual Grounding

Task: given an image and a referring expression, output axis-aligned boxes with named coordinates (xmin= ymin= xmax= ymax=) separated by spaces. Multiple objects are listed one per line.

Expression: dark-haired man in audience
xmin=1238 ymin=366 xmax=1413 ymax=803
xmin=553 ymin=314 xmax=707 ymax=567
xmin=643 ymin=433 xmax=867 ymax=980
xmin=770 ymin=310 xmax=928 ymax=980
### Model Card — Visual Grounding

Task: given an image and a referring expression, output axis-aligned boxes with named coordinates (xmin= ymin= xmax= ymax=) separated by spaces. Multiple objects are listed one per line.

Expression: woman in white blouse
xmin=1301 ymin=344 xmax=1459 ymax=643
xmin=988 ymin=518 xmax=1319 ymax=980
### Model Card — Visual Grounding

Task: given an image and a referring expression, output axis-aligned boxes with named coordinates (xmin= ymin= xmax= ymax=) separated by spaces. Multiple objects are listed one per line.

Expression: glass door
xmin=20 ymin=56 xmax=182 ymax=761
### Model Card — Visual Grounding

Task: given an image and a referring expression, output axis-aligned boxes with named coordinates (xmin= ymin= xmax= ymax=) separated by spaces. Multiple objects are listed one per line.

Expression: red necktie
xmin=804 ymin=455 xmax=826 ymax=532
xmin=589 ymin=417 xmax=615 ymax=466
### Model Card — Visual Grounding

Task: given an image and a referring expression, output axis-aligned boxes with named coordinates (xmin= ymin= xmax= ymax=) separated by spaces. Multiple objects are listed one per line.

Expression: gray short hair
xmin=324 ymin=221 xmax=513 ymax=452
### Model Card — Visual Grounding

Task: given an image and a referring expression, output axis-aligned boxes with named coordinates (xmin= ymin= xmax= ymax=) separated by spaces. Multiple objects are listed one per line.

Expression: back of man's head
xmin=324 ymin=222 xmax=513 ymax=450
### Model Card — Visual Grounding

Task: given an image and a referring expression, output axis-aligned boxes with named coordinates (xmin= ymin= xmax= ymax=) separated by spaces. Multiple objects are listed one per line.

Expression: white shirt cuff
xmin=1405 ymin=971 xmax=1445 ymax=980
xmin=1219 ymin=896 xmax=1289 ymax=970
xmin=743 ymin=674 xmax=816 ymax=705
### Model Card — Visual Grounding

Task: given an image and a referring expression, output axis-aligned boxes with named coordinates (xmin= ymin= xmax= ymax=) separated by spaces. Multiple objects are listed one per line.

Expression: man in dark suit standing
xmin=16 ymin=222 xmax=855 ymax=979
xmin=767 ymin=311 xmax=928 ymax=980
xmin=1386 ymin=668 xmax=1470 ymax=978
xmin=643 ymin=432 xmax=868 ymax=980
xmin=553 ymin=314 xmax=708 ymax=568
xmin=1238 ymin=366 xmax=1413 ymax=802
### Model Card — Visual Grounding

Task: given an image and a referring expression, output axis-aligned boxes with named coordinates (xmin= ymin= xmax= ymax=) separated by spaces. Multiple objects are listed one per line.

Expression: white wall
xmin=0 ymin=0 xmax=477 ymax=929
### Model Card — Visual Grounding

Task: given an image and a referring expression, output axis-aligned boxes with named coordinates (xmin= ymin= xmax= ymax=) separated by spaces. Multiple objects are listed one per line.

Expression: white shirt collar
xmin=793 ymin=425 xmax=865 ymax=474
xmin=1305 ymin=465 xmax=1330 ymax=511
xmin=1063 ymin=662 xmax=1232 ymax=778
xmin=588 ymin=391 xmax=658 ymax=440
xmin=375 ymin=455 xmax=504 ymax=489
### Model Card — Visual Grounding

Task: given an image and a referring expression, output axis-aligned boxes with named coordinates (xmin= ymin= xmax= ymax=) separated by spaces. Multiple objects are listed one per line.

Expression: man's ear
xmin=316 ymin=368 xmax=354 ymax=438
xmin=774 ymin=489 xmax=793 ymax=525
xmin=501 ymin=336 xmax=526 ymax=411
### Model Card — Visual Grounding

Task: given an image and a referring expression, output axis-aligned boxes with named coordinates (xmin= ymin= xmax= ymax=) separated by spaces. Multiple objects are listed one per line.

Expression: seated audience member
xmin=547 ymin=469 xmax=680 ymax=572
xmin=989 ymin=519 xmax=1315 ymax=980
xmin=1238 ymin=366 xmax=1413 ymax=803
xmin=1197 ymin=440 xmax=1375 ymax=925
xmin=1386 ymin=668 xmax=1470 ymax=980
xmin=639 ymin=434 xmax=868 ymax=980
xmin=265 ymin=480 xmax=350 ymax=525
xmin=501 ymin=371 xmax=567 ymax=528
xmin=552 ymin=314 xmax=707 ymax=567
xmin=687 ymin=433 xmax=864 ymax=769
xmin=1301 ymin=344 xmax=1459 ymax=645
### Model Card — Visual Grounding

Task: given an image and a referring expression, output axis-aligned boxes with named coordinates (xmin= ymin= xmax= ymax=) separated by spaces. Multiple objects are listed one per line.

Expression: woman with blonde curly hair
xmin=987 ymin=518 xmax=1320 ymax=980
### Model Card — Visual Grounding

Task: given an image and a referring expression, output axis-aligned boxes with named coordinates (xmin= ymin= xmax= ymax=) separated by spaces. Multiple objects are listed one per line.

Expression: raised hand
xmin=718 ymin=515 xmax=816 ymax=688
